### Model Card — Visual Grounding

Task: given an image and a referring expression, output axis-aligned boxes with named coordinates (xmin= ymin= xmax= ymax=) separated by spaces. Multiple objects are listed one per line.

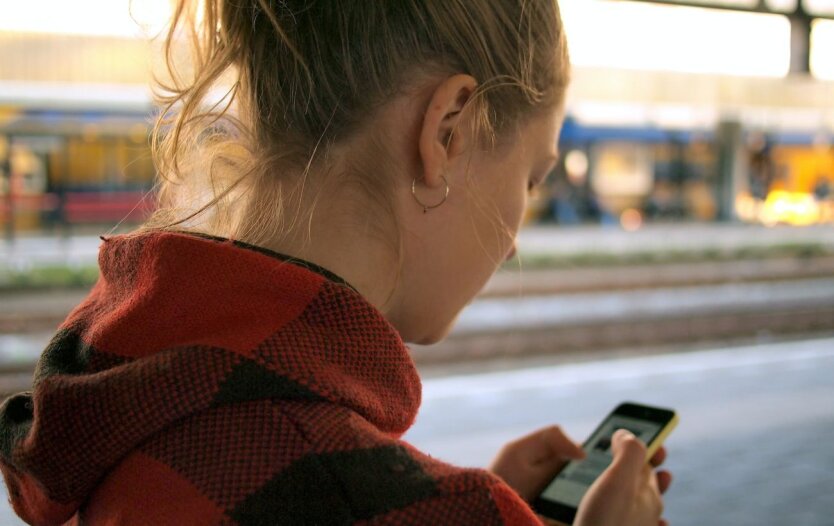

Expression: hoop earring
xmin=411 ymin=175 xmax=450 ymax=213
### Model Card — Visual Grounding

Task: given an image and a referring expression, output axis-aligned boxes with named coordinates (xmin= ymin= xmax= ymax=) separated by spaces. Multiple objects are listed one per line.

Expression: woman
xmin=0 ymin=1 xmax=671 ymax=524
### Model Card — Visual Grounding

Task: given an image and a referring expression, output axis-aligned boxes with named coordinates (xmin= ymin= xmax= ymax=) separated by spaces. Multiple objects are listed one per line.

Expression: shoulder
xmin=250 ymin=400 xmax=541 ymax=525
xmin=283 ymin=402 xmax=541 ymax=524
xmin=354 ymin=440 xmax=542 ymax=526
xmin=82 ymin=400 xmax=541 ymax=525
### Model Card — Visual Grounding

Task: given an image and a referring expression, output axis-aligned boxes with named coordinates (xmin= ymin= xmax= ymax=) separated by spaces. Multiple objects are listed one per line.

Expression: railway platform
xmin=3 ymin=222 xmax=834 ymax=270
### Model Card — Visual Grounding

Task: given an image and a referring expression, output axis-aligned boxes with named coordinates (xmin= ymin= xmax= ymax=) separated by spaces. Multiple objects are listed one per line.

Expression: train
xmin=528 ymin=117 xmax=834 ymax=228
xmin=1 ymin=103 xmax=832 ymax=235
xmin=0 ymin=104 xmax=155 ymax=233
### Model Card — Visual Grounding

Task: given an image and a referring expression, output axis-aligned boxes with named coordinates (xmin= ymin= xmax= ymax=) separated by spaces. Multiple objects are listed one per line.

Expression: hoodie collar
xmin=0 ymin=229 xmax=421 ymax=523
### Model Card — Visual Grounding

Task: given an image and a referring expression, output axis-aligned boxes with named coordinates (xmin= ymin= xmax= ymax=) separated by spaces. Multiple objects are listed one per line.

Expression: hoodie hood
xmin=0 ymin=230 xmax=421 ymax=525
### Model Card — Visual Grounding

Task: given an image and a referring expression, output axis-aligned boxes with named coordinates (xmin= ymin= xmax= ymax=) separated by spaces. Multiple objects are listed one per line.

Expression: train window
xmin=590 ymin=143 xmax=654 ymax=215
xmin=811 ymin=19 xmax=834 ymax=80
xmin=10 ymin=147 xmax=47 ymax=195
xmin=805 ymin=0 xmax=834 ymax=16
xmin=765 ymin=0 xmax=799 ymax=11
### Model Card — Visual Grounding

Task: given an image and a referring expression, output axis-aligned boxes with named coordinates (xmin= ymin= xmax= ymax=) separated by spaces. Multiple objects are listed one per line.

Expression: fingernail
xmin=614 ymin=429 xmax=635 ymax=440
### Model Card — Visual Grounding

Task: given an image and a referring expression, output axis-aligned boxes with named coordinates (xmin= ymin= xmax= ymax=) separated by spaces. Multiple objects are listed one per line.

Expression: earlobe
xmin=417 ymin=74 xmax=477 ymax=189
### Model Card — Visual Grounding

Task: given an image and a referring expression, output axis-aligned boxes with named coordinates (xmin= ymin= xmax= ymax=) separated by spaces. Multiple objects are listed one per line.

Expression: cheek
xmin=514 ymin=187 xmax=529 ymax=227
xmin=503 ymin=160 xmax=531 ymax=215
xmin=478 ymin=166 xmax=529 ymax=242
xmin=469 ymin=178 xmax=527 ymax=267
xmin=499 ymin=180 xmax=529 ymax=238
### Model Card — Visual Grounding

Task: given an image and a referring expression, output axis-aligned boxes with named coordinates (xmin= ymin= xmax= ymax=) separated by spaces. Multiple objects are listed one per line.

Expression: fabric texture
xmin=0 ymin=230 xmax=542 ymax=525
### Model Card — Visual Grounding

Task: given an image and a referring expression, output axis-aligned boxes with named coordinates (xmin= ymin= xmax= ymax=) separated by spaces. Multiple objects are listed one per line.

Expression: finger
xmin=536 ymin=425 xmax=586 ymax=464
xmin=650 ymin=446 xmax=667 ymax=467
xmin=609 ymin=429 xmax=647 ymax=479
xmin=656 ymin=470 xmax=673 ymax=494
xmin=659 ymin=519 xmax=669 ymax=526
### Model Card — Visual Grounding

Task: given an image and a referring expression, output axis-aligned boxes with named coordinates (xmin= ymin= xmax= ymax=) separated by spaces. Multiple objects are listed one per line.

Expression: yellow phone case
xmin=644 ymin=412 xmax=679 ymax=461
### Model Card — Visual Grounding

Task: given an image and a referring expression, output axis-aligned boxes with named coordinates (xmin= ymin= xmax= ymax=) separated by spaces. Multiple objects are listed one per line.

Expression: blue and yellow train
xmin=1 ymin=104 xmax=832 ymax=233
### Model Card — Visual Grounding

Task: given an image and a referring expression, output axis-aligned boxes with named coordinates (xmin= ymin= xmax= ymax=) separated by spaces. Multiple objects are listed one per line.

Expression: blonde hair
xmin=142 ymin=0 xmax=570 ymax=256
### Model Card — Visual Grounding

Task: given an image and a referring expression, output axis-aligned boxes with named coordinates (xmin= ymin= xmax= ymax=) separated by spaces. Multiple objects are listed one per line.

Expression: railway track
xmin=412 ymin=302 xmax=834 ymax=366
xmin=481 ymin=256 xmax=834 ymax=296
xmin=5 ymin=255 xmax=834 ymax=333
xmin=2 ymin=257 xmax=834 ymax=396
xmin=2 ymin=304 xmax=832 ymax=399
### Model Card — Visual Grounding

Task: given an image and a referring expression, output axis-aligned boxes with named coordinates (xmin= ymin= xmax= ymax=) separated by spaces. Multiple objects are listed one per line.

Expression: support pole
xmin=716 ymin=121 xmax=745 ymax=222
xmin=1 ymin=135 xmax=12 ymax=242
xmin=789 ymin=10 xmax=812 ymax=75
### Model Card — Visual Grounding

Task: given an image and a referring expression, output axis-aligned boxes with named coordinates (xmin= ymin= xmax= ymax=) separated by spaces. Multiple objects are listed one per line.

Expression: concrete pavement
xmin=0 ymin=337 xmax=831 ymax=524
xmin=407 ymin=336 xmax=834 ymax=526
xmin=516 ymin=223 xmax=834 ymax=257
xmin=5 ymin=276 xmax=834 ymax=372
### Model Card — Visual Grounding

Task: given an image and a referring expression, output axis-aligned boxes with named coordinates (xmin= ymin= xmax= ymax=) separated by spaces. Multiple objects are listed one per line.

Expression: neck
xmin=256 ymin=182 xmax=404 ymax=328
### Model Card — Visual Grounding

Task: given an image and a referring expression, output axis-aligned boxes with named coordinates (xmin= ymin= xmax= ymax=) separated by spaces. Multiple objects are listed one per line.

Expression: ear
xmin=418 ymin=74 xmax=478 ymax=189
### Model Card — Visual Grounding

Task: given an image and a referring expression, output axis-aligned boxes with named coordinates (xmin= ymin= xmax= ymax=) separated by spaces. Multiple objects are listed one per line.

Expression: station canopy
xmin=1 ymin=0 xmax=833 ymax=83
xmin=569 ymin=0 xmax=834 ymax=77
xmin=632 ymin=0 xmax=834 ymax=16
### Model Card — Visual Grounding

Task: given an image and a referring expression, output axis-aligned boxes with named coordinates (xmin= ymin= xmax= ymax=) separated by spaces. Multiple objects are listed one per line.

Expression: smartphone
xmin=532 ymin=402 xmax=678 ymax=525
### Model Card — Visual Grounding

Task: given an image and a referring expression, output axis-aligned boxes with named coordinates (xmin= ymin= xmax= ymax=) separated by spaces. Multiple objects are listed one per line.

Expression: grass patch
xmin=501 ymin=242 xmax=832 ymax=271
xmin=0 ymin=265 xmax=99 ymax=292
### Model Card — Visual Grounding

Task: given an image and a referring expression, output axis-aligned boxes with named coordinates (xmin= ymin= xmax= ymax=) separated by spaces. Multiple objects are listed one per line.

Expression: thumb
xmin=608 ymin=429 xmax=647 ymax=480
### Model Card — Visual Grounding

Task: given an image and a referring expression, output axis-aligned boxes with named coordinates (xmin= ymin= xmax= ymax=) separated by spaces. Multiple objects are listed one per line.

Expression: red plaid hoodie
xmin=0 ymin=230 xmax=542 ymax=525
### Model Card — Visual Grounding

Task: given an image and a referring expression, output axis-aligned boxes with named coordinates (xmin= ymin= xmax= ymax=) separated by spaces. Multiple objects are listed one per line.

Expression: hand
xmin=489 ymin=425 xmax=586 ymax=502
xmin=574 ymin=429 xmax=673 ymax=526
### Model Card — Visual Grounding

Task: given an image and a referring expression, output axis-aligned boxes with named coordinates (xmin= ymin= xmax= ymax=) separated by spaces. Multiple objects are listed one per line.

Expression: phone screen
xmin=538 ymin=414 xmax=665 ymax=508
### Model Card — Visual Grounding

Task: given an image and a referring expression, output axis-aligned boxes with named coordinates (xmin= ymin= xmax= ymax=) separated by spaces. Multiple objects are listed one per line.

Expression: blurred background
xmin=1 ymin=0 xmax=833 ymax=524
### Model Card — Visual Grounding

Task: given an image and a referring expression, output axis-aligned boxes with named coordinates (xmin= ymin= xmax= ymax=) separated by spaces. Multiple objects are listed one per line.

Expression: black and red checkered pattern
xmin=0 ymin=230 xmax=542 ymax=525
